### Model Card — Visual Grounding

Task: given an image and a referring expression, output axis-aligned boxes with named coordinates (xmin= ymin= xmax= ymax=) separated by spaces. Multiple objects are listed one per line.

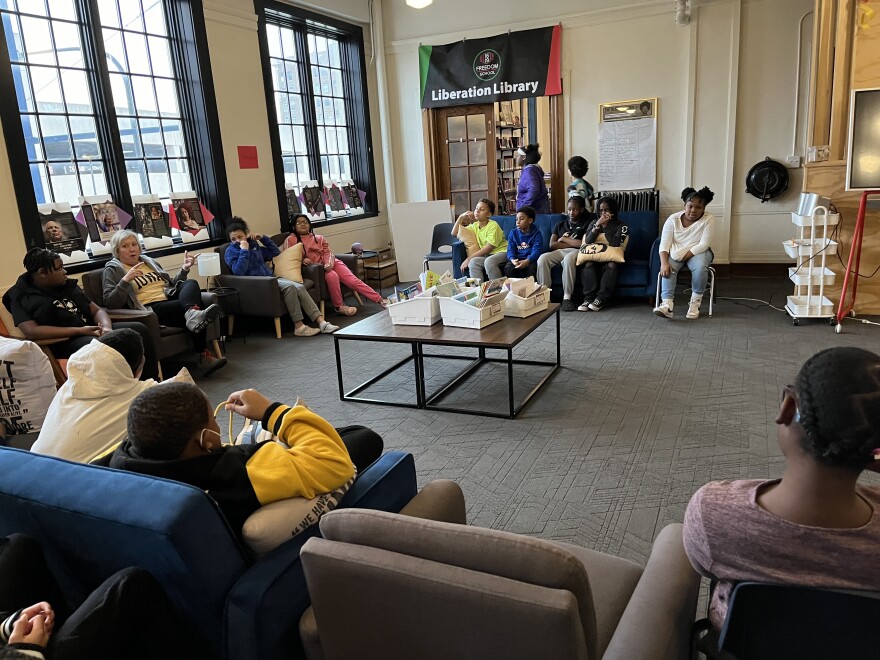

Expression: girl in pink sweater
xmin=282 ymin=214 xmax=385 ymax=316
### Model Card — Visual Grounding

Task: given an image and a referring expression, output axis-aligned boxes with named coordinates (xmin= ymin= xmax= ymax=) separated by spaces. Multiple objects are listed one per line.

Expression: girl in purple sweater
xmin=515 ymin=144 xmax=550 ymax=214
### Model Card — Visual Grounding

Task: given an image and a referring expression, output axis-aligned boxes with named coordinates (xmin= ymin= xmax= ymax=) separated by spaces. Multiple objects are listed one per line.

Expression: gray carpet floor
xmin=194 ymin=276 xmax=880 ymax=569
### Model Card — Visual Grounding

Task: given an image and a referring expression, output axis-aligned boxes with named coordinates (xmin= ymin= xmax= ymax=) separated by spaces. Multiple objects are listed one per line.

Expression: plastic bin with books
xmin=503 ymin=277 xmax=549 ymax=318
xmin=439 ymin=278 xmax=508 ymax=329
xmin=385 ymin=270 xmax=476 ymax=326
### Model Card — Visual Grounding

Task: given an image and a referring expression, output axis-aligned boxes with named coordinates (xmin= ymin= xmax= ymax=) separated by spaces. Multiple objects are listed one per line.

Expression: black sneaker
xmin=587 ymin=298 xmax=605 ymax=312
xmin=561 ymin=299 xmax=576 ymax=312
xmin=201 ymin=351 xmax=228 ymax=376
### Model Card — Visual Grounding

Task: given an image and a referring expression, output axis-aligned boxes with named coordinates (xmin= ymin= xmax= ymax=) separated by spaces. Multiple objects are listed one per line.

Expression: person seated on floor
xmin=2 ymin=249 xmax=159 ymax=381
xmin=224 ymin=217 xmax=338 ymax=336
xmin=577 ymin=196 xmax=628 ymax=313
xmin=102 ymin=230 xmax=227 ymax=376
xmin=104 ymin=383 xmax=382 ymax=538
xmin=499 ymin=205 xmax=543 ymax=279
xmin=536 ymin=194 xmax=591 ymax=311
xmin=683 ymin=346 xmax=880 ymax=632
xmin=282 ymin=214 xmax=385 ymax=316
xmin=450 ymin=198 xmax=507 ymax=282
xmin=0 ymin=534 xmax=203 ymax=660
xmin=31 ymin=329 xmax=192 ymax=464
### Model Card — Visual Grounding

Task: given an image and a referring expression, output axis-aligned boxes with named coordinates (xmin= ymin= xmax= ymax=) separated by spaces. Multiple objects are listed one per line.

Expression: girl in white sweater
xmin=654 ymin=186 xmax=715 ymax=319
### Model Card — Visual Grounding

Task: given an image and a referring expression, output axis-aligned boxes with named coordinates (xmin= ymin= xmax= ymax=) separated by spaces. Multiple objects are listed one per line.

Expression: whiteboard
xmin=597 ymin=118 xmax=656 ymax=190
xmin=388 ymin=200 xmax=453 ymax=282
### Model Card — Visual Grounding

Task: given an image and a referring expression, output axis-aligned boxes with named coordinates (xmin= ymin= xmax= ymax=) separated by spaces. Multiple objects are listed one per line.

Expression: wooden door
xmin=433 ymin=105 xmax=496 ymax=218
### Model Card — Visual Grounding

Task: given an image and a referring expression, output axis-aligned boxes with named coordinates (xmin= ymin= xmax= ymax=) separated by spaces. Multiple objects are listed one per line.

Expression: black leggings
xmin=337 ymin=425 xmax=384 ymax=473
xmin=147 ymin=279 xmax=207 ymax=352
xmin=0 ymin=535 xmax=204 ymax=660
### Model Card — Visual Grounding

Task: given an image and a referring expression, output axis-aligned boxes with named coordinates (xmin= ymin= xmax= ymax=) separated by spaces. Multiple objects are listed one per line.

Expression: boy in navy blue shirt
xmin=503 ymin=206 xmax=543 ymax=279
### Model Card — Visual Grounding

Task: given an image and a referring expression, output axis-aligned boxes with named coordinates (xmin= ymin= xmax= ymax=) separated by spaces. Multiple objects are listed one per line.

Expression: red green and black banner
xmin=419 ymin=25 xmax=562 ymax=108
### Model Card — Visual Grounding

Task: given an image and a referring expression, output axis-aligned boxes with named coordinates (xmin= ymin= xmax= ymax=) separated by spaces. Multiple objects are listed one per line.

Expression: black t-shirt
xmin=6 ymin=275 xmax=94 ymax=328
xmin=551 ymin=218 xmax=590 ymax=243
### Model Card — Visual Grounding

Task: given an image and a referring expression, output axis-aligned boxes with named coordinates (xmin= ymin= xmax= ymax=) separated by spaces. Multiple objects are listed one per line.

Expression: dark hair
xmin=793 ymin=347 xmax=880 ymax=470
xmin=287 ymin=213 xmax=314 ymax=239
xmin=639 ymin=101 xmax=651 ymax=113
xmin=128 ymin=383 xmax=210 ymax=460
xmin=595 ymin=196 xmax=619 ymax=218
xmin=567 ymin=194 xmax=586 ymax=211
xmin=681 ymin=186 xmax=715 ymax=206
xmin=516 ymin=205 xmax=536 ymax=220
xmin=477 ymin=198 xmax=496 ymax=214
xmin=567 ymin=156 xmax=589 ymax=178
xmin=226 ymin=216 xmax=250 ymax=237
xmin=522 ymin=144 xmax=542 ymax=165
xmin=23 ymin=248 xmax=61 ymax=275
xmin=97 ymin=328 xmax=144 ymax=377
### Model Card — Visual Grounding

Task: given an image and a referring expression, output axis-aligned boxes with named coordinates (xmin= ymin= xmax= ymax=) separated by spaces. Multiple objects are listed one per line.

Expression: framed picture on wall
xmin=600 ymin=98 xmax=658 ymax=122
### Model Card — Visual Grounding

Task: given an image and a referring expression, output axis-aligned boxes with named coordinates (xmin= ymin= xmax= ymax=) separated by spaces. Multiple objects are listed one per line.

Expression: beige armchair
xmin=299 ymin=511 xmax=699 ymax=660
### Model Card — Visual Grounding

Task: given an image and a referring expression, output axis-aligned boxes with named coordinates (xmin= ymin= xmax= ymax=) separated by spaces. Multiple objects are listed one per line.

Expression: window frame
xmin=0 ymin=0 xmax=231 ymax=272
xmin=256 ymin=0 xmax=378 ymax=231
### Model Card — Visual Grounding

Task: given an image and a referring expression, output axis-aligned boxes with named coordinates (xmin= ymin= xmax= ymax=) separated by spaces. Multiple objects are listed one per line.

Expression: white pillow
xmin=273 ymin=242 xmax=304 ymax=283
xmin=0 ymin=337 xmax=56 ymax=435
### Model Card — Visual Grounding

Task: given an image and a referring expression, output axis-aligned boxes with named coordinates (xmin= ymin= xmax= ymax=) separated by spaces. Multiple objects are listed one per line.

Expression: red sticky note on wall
xmin=238 ymin=145 xmax=258 ymax=169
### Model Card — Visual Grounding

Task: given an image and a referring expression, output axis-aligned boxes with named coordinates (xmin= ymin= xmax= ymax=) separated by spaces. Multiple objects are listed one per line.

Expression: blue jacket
xmin=516 ymin=164 xmax=550 ymax=213
xmin=507 ymin=226 xmax=543 ymax=262
xmin=224 ymin=236 xmax=280 ymax=276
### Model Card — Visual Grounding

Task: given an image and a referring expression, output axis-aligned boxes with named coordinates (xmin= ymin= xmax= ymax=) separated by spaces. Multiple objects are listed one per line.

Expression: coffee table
xmin=333 ymin=304 xmax=560 ymax=419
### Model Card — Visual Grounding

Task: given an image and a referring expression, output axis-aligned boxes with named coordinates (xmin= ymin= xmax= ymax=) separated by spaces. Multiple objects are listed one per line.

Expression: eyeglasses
xmin=782 ymin=385 xmax=802 ymax=424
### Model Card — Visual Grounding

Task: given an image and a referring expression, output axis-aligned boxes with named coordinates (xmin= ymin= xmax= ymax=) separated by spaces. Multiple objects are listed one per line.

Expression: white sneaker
xmin=319 ymin=320 xmax=339 ymax=333
xmin=686 ymin=294 xmax=703 ymax=320
xmin=294 ymin=324 xmax=320 ymax=337
xmin=653 ymin=300 xmax=674 ymax=319
xmin=577 ymin=302 xmax=590 ymax=312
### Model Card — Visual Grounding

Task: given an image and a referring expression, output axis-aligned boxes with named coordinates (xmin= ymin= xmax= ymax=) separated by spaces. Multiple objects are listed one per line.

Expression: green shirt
xmin=472 ymin=220 xmax=506 ymax=255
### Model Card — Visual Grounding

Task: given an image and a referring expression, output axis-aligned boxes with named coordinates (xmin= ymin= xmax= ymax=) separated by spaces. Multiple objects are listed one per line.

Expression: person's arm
xmin=606 ymin=222 xmax=628 ymax=248
xmin=582 ymin=220 xmax=602 ymax=245
xmin=225 ymin=389 xmax=355 ymax=504
xmin=172 ymin=252 xmax=196 ymax=284
xmin=316 ymin=236 xmax=334 ymax=269
xmin=102 ymin=264 xmax=139 ymax=309
xmin=517 ymin=167 xmax=538 ymax=207
xmin=259 ymin=235 xmax=281 ymax=259
xmin=224 ymin=243 xmax=254 ymax=276
xmin=89 ymin=303 xmax=113 ymax=334
xmin=506 ymin=231 xmax=518 ymax=262
xmin=682 ymin=487 xmax=718 ymax=579
xmin=689 ymin=215 xmax=714 ymax=257
xmin=658 ymin=218 xmax=675 ymax=277
xmin=525 ymin=230 xmax=543 ymax=264
xmin=451 ymin=211 xmax=475 ymax=236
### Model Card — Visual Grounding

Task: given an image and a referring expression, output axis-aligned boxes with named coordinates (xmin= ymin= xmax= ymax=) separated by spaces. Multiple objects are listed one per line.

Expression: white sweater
xmin=658 ymin=211 xmax=714 ymax=261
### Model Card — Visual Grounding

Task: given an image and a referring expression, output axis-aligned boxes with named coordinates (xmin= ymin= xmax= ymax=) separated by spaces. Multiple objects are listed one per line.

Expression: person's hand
xmin=249 ymin=233 xmax=263 ymax=242
xmin=78 ymin=326 xmax=102 ymax=337
xmin=9 ymin=610 xmax=50 ymax=647
xmin=660 ymin=264 xmax=672 ymax=278
xmin=511 ymin=259 xmax=521 ymax=268
xmin=18 ymin=603 xmax=54 ymax=635
xmin=518 ymin=258 xmax=530 ymax=267
xmin=461 ymin=257 xmax=471 ymax=270
xmin=181 ymin=251 xmax=197 ymax=272
xmin=238 ymin=239 xmax=250 ymax=250
xmin=122 ymin=262 xmax=144 ymax=283
xmin=97 ymin=323 xmax=112 ymax=335
xmin=303 ymin=258 xmax=313 ymax=266
xmin=225 ymin=389 xmax=272 ymax=421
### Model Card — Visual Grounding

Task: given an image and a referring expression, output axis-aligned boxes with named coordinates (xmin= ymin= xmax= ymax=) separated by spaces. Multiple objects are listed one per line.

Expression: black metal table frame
xmin=333 ymin=307 xmax=560 ymax=419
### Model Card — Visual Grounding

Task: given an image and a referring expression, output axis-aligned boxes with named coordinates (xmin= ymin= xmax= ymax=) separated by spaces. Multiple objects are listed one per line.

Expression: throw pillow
xmin=273 ymin=242 xmax=304 ymax=283
xmin=242 ymin=474 xmax=355 ymax=556
xmin=576 ymin=234 xmax=629 ymax=265
xmin=457 ymin=224 xmax=480 ymax=257
xmin=0 ymin=337 xmax=56 ymax=435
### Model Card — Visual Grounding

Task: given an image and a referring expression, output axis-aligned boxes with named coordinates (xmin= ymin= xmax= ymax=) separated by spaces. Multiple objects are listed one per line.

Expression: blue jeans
xmin=661 ymin=248 xmax=714 ymax=299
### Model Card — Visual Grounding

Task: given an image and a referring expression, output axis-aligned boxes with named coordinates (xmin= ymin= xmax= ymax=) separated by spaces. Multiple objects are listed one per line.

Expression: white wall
xmin=380 ymin=0 xmax=813 ymax=263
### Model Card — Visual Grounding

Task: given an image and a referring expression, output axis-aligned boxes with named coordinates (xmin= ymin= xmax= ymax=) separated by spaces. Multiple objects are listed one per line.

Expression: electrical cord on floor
xmin=717 ymin=296 xmax=787 ymax=313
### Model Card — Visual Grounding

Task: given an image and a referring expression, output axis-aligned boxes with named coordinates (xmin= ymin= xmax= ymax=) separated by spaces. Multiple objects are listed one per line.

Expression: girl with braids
xmin=653 ymin=186 xmax=715 ymax=320
xmin=281 ymin=214 xmax=385 ymax=316
xmin=683 ymin=347 xmax=880 ymax=630
xmin=515 ymin=144 xmax=550 ymax=214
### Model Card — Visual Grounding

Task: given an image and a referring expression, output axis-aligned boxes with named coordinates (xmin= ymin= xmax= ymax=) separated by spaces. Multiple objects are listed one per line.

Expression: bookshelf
xmin=495 ymin=99 xmax=527 ymax=215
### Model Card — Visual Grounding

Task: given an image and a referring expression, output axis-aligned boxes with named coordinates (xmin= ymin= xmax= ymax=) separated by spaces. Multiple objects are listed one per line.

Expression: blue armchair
xmin=452 ymin=212 xmax=661 ymax=301
xmin=0 ymin=446 xmax=419 ymax=660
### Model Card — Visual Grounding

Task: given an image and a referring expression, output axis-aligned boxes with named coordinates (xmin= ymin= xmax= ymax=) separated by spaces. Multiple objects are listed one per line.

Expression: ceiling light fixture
xmin=406 ymin=0 xmax=433 ymax=8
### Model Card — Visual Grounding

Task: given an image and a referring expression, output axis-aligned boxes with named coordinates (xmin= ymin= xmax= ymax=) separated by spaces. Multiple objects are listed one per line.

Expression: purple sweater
xmin=516 ymin=164 xmax=550 ymax=213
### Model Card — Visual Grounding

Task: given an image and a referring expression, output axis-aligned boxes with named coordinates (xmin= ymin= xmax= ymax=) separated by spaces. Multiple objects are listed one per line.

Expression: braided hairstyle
xmin=793 ymin=347 xmax=880 ymax=470
xmin=681 ymin=187 xmax=715 ymax=206
xmin=23 ymin=248 xmax=61 ymax=275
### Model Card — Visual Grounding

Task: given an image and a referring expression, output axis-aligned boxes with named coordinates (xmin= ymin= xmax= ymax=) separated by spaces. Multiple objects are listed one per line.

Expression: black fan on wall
xmin=745 ymin=157 xmax=789 ymax=203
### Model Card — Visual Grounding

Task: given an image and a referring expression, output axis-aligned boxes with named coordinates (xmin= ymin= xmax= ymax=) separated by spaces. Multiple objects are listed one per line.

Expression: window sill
xmin=62 ymin=237 xmax=229 ymax=275
xmin=308 ymin=211 xmax=380 ymax=229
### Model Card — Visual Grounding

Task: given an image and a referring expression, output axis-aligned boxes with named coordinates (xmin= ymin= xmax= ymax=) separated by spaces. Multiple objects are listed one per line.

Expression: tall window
xmin=260 ymin=3 xmax=376 ymax=223
xmin=0 ymin=0 xmax=229 ymax=260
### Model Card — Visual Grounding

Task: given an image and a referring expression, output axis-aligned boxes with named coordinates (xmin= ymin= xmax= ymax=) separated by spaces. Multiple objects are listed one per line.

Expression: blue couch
xmin=0 ymin=447 xmax=418 ymax=660
xmin=452 ymin=213 xmax=661 ymax=301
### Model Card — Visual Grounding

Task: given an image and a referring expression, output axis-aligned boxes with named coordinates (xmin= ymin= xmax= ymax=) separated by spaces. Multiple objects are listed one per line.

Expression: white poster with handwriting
xmin=598 ymin=118 xmax=656 ymax=190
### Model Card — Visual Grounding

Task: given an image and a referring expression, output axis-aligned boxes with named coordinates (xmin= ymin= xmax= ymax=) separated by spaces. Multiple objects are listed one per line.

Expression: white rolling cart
xmin=783 ymin=205 xmax=839 ymax=326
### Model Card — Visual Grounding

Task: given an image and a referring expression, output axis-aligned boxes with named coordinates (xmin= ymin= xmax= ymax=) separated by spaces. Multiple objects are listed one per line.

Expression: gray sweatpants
xmin=278 ymin=278 xmax=320 ymax=322
xmin=537 ymin=248 xmax=579 ymax=297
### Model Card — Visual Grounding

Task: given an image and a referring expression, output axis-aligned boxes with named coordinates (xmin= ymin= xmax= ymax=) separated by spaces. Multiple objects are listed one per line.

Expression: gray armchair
xmin=80 ymin=269 xmax=222 ymax=379
xmin=214 ymin=233 xmax=325 ymax=339
xmin=298 ymin=511 xmax=699 ymax=660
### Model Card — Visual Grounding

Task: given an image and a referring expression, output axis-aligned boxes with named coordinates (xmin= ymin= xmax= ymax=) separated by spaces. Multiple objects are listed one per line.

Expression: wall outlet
xmin=786 ymin=155 xmax=802 ymax=168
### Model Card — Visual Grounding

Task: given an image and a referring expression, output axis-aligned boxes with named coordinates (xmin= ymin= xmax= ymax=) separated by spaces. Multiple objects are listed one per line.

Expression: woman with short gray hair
xmin=102 ymin=230 xmax=226 ymax=375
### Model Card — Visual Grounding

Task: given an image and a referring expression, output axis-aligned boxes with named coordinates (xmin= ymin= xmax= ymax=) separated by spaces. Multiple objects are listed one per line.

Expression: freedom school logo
xmin=473 ymin=49 xmax=500 ymax=81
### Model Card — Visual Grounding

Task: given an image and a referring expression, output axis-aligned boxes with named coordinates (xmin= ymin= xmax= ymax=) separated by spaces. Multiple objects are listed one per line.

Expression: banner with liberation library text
xmin=419 ymin=25 xmax=562 ymax=109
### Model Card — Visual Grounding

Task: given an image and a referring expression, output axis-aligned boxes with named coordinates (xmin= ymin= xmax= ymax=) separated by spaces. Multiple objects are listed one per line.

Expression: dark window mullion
xmin=340 ymin=35 xmax=374 ymax=211
xmin=297 ymin=27 xmax=322 ymax=189
xmin=78 ymin=0 xmax=131 ymax=205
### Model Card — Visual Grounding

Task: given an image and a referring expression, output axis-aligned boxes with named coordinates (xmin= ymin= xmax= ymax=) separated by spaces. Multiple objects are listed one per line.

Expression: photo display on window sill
xmin=38 ymin=203 xmax=87 ymax=261
xmin=78 ymin=195 xmax=131 ymax=245
xmin=169 ymin=191 xmax=213 ymax=242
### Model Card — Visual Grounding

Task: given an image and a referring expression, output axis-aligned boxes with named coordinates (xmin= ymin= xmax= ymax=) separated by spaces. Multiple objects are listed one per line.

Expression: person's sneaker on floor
xmin=319 ymin=320 xmax=339 ymax=333
xmin=587 ymin=298 xmax=605 ymax=312
xmin=336 ymin=304 xmax=357 ymax=316
xmin=561 ymin=299 xmax=576 ymax=312
xmin=577 ymin=302 xmax=591 ymax=312
xmin=653 ymin=299 xmax=674 ymax=318
xmin=294 ymin=324 xmax=320 ymax=337
xmin=200 ymin=350 xmax=227 ymax=376
xmin=686 ymin=293 xmax=703 ymax=320
xmin=185 ymin=304 xmax=222 ymax=333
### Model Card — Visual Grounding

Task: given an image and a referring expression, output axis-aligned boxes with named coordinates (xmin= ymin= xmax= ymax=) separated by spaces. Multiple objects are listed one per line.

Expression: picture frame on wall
xmin=599 ymin=98 xmax=658 ymax=122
